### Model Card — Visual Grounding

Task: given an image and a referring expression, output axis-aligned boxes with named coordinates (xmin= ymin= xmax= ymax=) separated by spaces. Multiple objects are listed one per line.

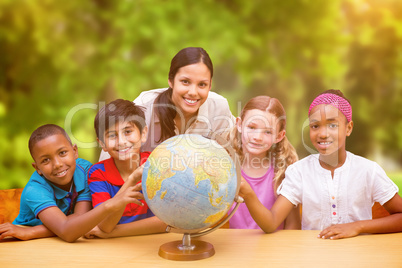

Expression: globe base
xmin=158 ymin=239 xmax=215 ymax=261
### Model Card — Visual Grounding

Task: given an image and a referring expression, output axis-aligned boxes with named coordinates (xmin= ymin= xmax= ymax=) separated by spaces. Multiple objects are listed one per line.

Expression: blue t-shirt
xmin=13 ymin=158 xmax=92 ymax=226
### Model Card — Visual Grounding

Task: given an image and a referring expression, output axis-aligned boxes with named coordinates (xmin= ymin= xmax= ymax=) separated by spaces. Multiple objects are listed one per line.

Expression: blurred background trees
xmin=1 ymin=0 xmax=401 ymax=189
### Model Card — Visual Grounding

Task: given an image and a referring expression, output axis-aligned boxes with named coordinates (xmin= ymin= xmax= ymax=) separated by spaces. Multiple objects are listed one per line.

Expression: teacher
xmin=100 ymin=47 xmax=234 ymax=160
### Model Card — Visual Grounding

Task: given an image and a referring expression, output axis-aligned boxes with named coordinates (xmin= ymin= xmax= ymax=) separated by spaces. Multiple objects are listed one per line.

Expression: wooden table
xmin=1 ymin=229 xmax=402 ymax=267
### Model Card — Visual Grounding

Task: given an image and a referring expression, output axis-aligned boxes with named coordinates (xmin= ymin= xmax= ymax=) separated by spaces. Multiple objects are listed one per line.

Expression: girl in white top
xmin=228 ymin=96 xmax=300 ymax=230
xmin=240 ymin=89 xmax=402 ymax=239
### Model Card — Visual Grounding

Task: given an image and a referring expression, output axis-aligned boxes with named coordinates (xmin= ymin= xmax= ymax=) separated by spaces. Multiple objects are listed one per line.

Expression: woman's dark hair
xmin=154 ymin=47 xmax=213 ymax=142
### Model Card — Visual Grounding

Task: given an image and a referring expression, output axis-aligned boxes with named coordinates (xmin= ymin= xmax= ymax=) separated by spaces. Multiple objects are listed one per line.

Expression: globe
xmin=142 ymin=134 xmax=238 ymax=233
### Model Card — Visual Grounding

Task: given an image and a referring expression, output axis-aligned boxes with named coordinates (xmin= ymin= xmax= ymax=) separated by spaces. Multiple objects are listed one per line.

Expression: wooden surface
xmin=1 ymin=229 xmax=402 ymax=267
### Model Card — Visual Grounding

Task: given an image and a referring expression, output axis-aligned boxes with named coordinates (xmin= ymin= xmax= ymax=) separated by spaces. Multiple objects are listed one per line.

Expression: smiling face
xmin=237 ymin=109 xmax=285 ymax=159
xmin=99 ymin=120 xmax=147 ymax=162
xmin=31 ymin=134 xmax=78 ymax=191
xmin=309 ymin=104 xmax=353 ymax=156
xmin=168 ymin=62 xmax=211 ymax=120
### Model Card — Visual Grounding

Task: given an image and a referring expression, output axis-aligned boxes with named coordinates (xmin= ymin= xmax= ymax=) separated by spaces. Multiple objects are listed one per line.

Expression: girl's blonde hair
xmin=230 ymin=95 xmax=298 ymax=191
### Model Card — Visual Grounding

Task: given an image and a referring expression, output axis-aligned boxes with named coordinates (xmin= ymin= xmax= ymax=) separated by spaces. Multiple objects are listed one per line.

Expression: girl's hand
xmin=84 ymin=226 xmax=109 ymax=239
xmin=238 ymin=178 xmax=255 ymax=201
xmin=318 ymin=222 xmax=361 ymax=240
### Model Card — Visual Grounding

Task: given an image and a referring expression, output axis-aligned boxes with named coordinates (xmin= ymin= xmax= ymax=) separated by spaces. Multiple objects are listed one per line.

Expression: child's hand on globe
xmin=107 ymin=184 xmax=144 ymax=212
xmin=127 ymin=164 xmax=144 ymax=186
xmin=238 ymin=178 xmax=255 ymax=202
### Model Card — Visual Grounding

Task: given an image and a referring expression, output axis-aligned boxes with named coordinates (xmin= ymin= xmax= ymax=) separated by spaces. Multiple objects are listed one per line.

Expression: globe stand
xmin=158 ymin=233 xmax=215 ymax=261
xmin=159 ymin=196 xmax=244 ymax=261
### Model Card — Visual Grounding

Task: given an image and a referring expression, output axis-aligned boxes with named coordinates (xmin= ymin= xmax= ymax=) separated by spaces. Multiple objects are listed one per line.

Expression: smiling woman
xmin=100 ymin=47 xmax=234 ymax=160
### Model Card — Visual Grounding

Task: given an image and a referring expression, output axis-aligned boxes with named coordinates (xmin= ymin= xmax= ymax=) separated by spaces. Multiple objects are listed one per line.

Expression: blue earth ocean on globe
xmin=142 ymin=134 xmax=237 ymax=232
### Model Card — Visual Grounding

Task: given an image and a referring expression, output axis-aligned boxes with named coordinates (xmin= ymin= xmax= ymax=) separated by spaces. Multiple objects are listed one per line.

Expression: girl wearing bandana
xmin=238 ymin=89 xmax=402 ymax=239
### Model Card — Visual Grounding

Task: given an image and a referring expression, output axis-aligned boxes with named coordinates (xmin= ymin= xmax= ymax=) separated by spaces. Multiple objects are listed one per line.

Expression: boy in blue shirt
xmin=0 ymin=124 xmax=142 ymax=242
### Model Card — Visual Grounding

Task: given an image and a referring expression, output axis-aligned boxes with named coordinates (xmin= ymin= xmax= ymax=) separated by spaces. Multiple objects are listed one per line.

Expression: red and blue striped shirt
xmin=88 ymin=152 xmax=153 ymax=224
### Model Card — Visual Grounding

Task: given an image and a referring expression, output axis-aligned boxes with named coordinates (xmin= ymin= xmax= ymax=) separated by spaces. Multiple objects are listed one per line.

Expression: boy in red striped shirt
xmin=86 ymin=99 xmax=166 ymax=238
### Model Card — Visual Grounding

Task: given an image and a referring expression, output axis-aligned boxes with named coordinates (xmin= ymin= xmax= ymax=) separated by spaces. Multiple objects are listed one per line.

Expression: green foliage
xmin=1 ymin=0 xmax=401 ymax=189
xmin=388 ymin=172 xmax=402 ymax=197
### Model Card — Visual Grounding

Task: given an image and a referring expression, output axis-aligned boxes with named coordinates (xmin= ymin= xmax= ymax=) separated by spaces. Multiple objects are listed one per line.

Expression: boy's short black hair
xmin=29 ymin=124 xmax=72 ymax=158
xmin=94 ymin=99 xmax=146 ymax=142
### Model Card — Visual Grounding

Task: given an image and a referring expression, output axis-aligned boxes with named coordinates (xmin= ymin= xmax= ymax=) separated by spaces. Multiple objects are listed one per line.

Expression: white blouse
xmin=277 ymin=152 xmax=398 ymax=230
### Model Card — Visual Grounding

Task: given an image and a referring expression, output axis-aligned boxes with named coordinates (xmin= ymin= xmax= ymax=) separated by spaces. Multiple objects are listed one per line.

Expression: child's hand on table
xmin=318 ymin=222 xmax=361 ymax=240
